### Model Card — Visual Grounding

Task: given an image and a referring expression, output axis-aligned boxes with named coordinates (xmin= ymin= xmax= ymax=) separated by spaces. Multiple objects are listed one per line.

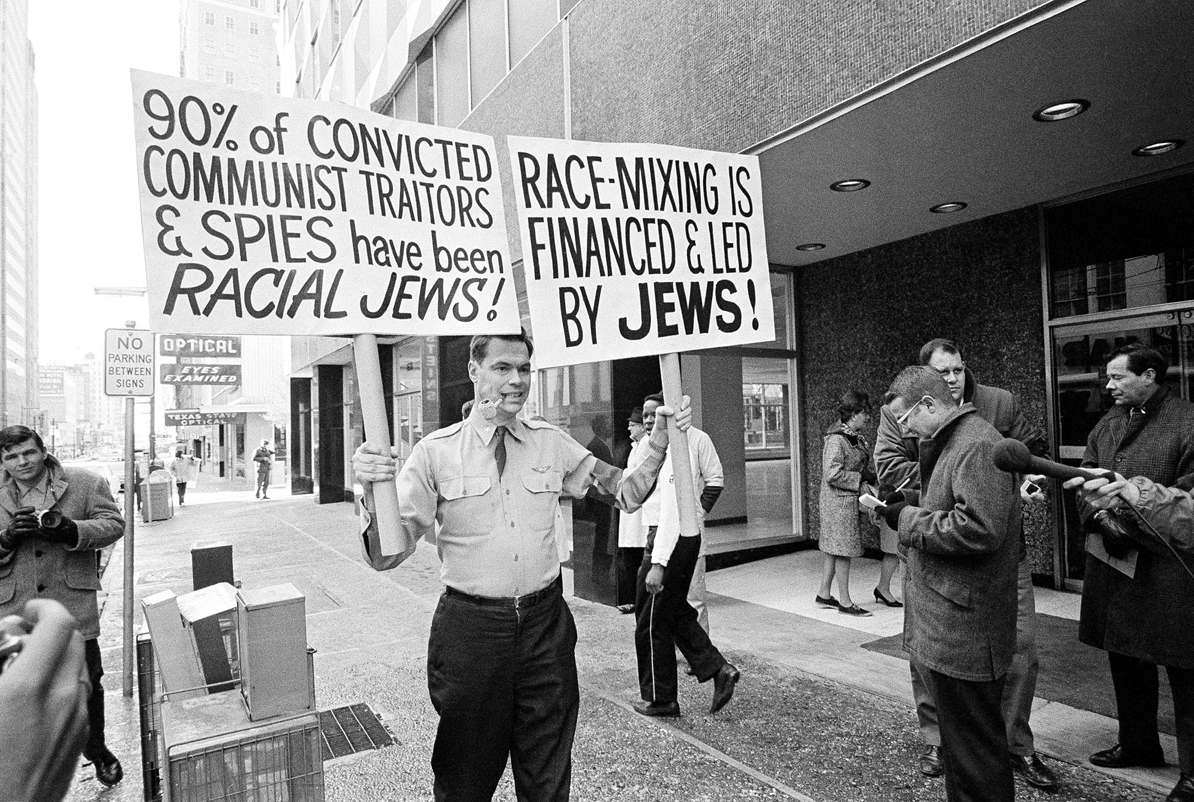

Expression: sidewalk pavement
xmin=65 ymin=482 xmax=1178 ymax=802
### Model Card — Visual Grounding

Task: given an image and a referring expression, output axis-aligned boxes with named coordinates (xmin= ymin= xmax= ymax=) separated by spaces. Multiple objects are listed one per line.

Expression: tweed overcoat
xmin=895 ymin=405 xmax=1021 ymax=682
xmin=818 ymin=421 xmax=870 ymax=557
xmin=0 ymin=455 xmax=125 ymax=639
xmin=1078 ymin=385 xmax=1194 ymax=668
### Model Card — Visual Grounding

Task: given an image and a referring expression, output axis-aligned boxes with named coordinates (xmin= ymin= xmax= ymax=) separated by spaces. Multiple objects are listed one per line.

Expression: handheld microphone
xmin=991 ymin=439 xmax=1115 ymax=483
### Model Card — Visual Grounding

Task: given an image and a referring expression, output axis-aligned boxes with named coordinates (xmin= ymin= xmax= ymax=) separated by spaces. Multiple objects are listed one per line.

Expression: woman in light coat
xmin=817 ymin=390 xmax=876 ymax=616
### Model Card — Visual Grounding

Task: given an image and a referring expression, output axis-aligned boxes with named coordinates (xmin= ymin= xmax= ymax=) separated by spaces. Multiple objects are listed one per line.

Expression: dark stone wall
xmin=796 ymin=207 xmax=1057 ymax=574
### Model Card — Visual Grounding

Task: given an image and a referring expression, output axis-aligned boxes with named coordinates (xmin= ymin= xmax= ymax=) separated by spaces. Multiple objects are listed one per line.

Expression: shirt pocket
xmin=522 ymin=470 xmax=563 ymax=531
xmin=439 ymin=475 xmax=493 ymax=536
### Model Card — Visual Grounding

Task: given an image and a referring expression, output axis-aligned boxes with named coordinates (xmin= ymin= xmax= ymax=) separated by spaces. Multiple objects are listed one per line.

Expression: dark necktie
xmin=494 ymin=425 xmax=507 ymax=478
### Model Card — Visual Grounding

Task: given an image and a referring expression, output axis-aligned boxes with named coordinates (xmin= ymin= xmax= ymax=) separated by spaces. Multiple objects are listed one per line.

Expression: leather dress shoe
xmin=1167 ymin=773 xmax=1194 ymax=802
xmin=633 ymin=700 xmax=680 ymax=717
xmin=1089 ymin=743 xmax=1166 ymax=769
xmin=919 ymin=745 xmax=944 ymax=777
xmin=1010 ymin=753 xmax=1058 ymax=790
xmin=88 ymin=746 xmax=124 ymax=787
xmin=710 ymin=663 xmax=740 ymax=713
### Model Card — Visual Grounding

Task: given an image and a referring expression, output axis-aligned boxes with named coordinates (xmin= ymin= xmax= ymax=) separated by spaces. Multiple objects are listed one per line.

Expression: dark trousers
xmin=84 ymin=637 xmax=106 ymax=758
xmin=929 ymin=669 xmax=1012 ymax=802
xmin=1109 ymin=650 xmax=1194 ymax=773
xmin=427 ymin=578 xmax=578 ymax=802
xmin=176 ymin=481 xmax=187 ymax=503
xmin=635 ymin=529 xmax=726 ymax=704
xmin=617 ymin=547 xmax=643 ymax=607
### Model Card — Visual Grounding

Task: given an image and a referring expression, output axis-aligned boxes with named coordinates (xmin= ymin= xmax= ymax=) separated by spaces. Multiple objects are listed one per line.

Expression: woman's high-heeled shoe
xmin=873 ymin=588 xmax=903 ymax=608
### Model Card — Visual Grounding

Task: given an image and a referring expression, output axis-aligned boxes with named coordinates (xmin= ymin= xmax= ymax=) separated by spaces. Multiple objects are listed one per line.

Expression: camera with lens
xmin=36 ymin=509 xmax=63 ymax=530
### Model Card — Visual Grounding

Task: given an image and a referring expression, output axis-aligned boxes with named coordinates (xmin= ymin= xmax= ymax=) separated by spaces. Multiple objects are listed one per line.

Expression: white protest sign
xmin=131 ymin=70 xmax=519 ymax=336
xmin=105 ymin=329 xmax=155 ymax=397
xmin=507 ymin=136 xmax=773 ymax=369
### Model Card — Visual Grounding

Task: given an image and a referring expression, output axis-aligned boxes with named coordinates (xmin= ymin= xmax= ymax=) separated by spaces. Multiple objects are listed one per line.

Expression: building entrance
xmin=1051 ymin=309 xmax=1194 ymax=581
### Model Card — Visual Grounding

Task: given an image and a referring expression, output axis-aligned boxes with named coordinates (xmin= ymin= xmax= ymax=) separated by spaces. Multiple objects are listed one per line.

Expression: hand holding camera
xmin=31 ymin=510 xmax=80 ymax=547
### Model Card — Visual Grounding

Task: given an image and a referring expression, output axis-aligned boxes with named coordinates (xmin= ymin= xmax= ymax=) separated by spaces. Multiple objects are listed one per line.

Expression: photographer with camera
xmin=0 ymin=425 xmax=125 ymax=788
xmin=0 ymin=598 xmax=91 ymax=802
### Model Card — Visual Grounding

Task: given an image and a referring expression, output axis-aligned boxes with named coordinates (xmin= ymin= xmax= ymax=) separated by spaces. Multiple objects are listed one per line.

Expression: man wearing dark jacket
xmin=875 ymin=338 xmax=1055 ymax=788
xmin=0 ymin=425 xmax=126 ymax=787
xmin=881 ymin=367 xmax=1022 ymax=802
xmin=1076 ymin=344 xmax=1194 ymax=802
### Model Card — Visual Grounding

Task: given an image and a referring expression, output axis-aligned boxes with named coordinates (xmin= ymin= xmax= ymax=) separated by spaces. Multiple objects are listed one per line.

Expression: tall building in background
xmin=177 ymin=0 xmax=289 ymax=484
xmin=0 ymin=0 xmax=37 ymax=426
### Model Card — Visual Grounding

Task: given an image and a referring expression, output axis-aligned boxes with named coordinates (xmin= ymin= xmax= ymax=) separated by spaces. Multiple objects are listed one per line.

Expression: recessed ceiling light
xmin=930 ymin=202 xmax=967 ymax=214
xmin=1132 ymin=140 xmax=1185 ymax=157
xmin=795 ymin=243 xmax=825 ymax=252
xmin=1032 ymin=99 xmax=1090 ymax=122
xmin=830 ymin=179 xmax=870 ymax=192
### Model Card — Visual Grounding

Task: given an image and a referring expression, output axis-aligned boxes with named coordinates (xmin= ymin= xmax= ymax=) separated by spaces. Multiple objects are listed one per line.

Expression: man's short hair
xmin=470 ymin=328 xmax=535 ymax=364
xmin=0 ymin=425 xmax=45 ymax=456
xmin=919 ymin=337 xmax=962 ymax=366
xmin=643 ymin=392 xmax=664 ymax=408
xmin=836 ymin=389 xmax=872 ymax=423
xmin=1107 ymin=343 xmax=1168 ymax=383
xmin=175 ymin=450 xmax=183 ymax=457
xmin=885 ymin=366 xmax=954 ymax=407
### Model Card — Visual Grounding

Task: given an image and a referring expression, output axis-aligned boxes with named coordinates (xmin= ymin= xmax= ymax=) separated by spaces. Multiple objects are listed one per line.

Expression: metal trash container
xmin=142 ymin=470 xmax=174 ymax=522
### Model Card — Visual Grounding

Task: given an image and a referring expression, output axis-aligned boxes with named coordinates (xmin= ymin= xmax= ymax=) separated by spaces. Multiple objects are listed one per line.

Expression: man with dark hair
xmin=879 ymin=367 xmax=1021 ymax=802
xmin=875 ymin=337 xmax=1055 ymax=788
xmin=1076 ymin=343 xmax=1194 ymax=802
xmin=0 ymin=425 xmax=125 ymax=787
xmin=633 ymin=392 xmax=732 ymax=718
xmin=351 ymin=330 xmax=691 ymax=802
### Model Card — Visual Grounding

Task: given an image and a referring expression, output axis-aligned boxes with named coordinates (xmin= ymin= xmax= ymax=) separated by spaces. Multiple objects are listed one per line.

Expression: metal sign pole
xmin=122 ymin=396 xmax=136 ymax=697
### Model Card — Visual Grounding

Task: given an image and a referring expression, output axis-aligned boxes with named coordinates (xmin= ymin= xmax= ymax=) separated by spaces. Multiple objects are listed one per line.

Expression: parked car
xmin=60 ymin=460 xmax=121 ymax=499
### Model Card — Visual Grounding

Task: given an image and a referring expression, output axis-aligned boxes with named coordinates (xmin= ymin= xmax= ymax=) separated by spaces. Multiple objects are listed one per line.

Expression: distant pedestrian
xmin=816 ymin=389 xmax=877 ymax=617
xmin=615 ymin=407 xmax=646 ymax=613
xmin=168 ymin=450 xmax=199 ymax=505
xmin=253 ymin=440 xmax=273 ymax=499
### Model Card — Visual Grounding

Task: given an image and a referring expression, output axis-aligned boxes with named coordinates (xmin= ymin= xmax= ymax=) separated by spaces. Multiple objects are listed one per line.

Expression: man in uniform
xmin=352 ymin=330 xmax=690 ymax=802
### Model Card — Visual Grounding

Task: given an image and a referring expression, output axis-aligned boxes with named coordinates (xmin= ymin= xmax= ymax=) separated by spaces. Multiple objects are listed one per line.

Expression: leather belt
xmin=444 ymin=574 xmax=562 ymax=609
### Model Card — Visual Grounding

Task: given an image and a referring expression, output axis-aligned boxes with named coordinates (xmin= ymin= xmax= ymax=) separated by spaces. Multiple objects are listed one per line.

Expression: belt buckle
xmin=513 ymin=592 xmax=526 ymax=610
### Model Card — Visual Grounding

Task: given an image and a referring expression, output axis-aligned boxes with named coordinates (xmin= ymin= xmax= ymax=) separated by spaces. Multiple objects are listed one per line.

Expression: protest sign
xmin=507 ymin=136 xmax=774 ymax=369
xmin=131 ymin=70 xmax=519 ymax=337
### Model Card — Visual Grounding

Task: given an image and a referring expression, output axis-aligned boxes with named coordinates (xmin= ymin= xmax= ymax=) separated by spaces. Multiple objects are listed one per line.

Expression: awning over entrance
xmin=753 ymin=0 xmax=1194 ymax=267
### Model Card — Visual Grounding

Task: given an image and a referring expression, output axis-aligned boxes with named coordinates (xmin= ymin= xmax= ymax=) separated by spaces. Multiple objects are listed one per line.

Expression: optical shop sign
xmin=130 ymin=71 xmax=519 ymax=336
xmin=507 ymin=137 xmax=773 ymax=369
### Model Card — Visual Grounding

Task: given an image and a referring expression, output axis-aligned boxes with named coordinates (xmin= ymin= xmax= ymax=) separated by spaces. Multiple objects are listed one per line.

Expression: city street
xmin=68 ymin=478 xmax=1177 ymax=802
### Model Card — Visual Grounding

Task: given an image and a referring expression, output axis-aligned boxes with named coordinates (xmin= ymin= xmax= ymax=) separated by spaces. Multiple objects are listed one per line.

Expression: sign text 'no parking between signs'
xmin=105 ymin=329 xmax=155 ymax=397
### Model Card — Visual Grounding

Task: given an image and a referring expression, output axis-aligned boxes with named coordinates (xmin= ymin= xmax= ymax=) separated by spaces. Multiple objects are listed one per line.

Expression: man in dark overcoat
xmin=1077 ymin=344 xmax=1194 ymax=802
xmin=0 ymin=425 xmax=126 ymax=786
xmin=879 ymin=366 xmax=1021 ymax=802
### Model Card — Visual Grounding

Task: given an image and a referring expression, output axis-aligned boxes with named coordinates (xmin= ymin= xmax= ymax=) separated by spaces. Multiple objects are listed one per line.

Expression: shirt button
xmin=35 ymin=550 xmax=43 ymax=558
xmin=514 ymin=554 xmax=519 ymax=562
xmin=511 ymin=522 xmax=515 ymax=527
xmin=37 ymin=584 xmax=46 ymax=592
xmin=506 ymin=490 xmax=510 ymax=496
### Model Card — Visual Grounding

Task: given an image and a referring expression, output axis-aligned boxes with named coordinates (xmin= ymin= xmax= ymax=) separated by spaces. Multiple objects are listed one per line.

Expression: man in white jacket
xmin=633 ymin=393 xmax=735 ymax=718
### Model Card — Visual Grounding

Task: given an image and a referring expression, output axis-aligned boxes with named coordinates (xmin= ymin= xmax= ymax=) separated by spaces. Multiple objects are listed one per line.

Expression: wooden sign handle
xmin=659 ymin=353 xmax=699 ymax=537
xmin=353 ymin=334 xmax=402 ymax=555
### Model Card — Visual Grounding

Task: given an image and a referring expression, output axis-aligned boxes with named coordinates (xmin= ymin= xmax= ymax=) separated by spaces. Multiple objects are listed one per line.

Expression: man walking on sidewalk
xmin=633 ymin=394 xmax=735 ymax=718
xmin=351 ymin=330 xmax=691 ymax=802
xmin=253 ymin=440 xmax=273 ymax=499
